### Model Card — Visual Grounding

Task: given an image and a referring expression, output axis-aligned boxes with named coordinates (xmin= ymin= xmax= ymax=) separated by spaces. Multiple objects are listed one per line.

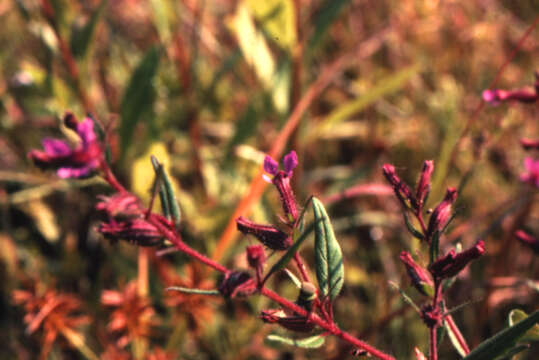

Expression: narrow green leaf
xmin=508 ymin=309 xmax=539 ymax=342
xmin=266 ymin=334 xmax=325 ymax=349
xmin=463 ymin=310 xmax=539 ymax=360
xmin=165 ymin=287 xmax=219 ymax=295
xmin=429 ymin=231 xmax=440 ymax=265
xmin=150 ymin=156 xmax=181 ymax=229
xmin=70 ymin=0 xmax=106 ymax=58
xmin=120 ymin=47 xmax=160 ymax=157
xmin=312 ymin=197 xmax=344 ymax=301
xmin=263 ymin=221 xmax=315 ymax=283
xmin=389 ymin=281 xmax=420 ymax=313
xmin=284 ymin=268 xmax=302 ymax=288
xmin=496 ymin=345 xmax=530 ymax=360
xmin=403 ymin=211 xmax=425 ymax=240
xmin=150 ymin=156 xmax=170 ymax=219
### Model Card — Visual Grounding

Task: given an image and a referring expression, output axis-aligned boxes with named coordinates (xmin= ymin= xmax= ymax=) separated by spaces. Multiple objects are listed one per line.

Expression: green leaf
xmin=463 ymin=310 xmax=539 ymax=360
xmin=389 ymin=281 xmax=420 ymax=313
xmin=165 ymin=287 xmax=219 ymax=295
xmin=150 ymin=156 xmax=181 ymax=229
xmin=70 ymin=0 xmax=106 ymax=58
xmin=429 ymin=230 xmax=440 ymax=265
xmin=266 ymin=334 xmax=325 ymax=349
xmin=312 ymin=197 xmax=344 ymax=301
xmin=120 ymin=47 xmax=160 ymax=158
xmin=508 ymin=309 xmax=539 ymax=342
xmin=403 ymin=211 xmax=425 ymax=240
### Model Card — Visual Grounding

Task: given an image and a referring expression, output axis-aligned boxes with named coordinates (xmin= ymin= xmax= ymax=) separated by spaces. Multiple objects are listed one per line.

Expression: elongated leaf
xmin=166 ymin=287 xmax=219 ymax=295
xmin=151 ymin=156 xmax=170 ymax=218
xmin=284 ymin=268 xmax=302 ymax=288
xmin=313 ymin=197 xmax=344 ymax=301
xmin=70 ymin=0 xmax=106 ymax=58
xmin=403 ymin=211 xmax=424 ymax=240
xmin=508 ymin=309 xmax=539 ymax=342
xmin=389 ymin=281 xmax=420 ymax=313
xmin=445 ymin=319 xmax=467 ymax=357
xmin=120 ymin=47 xmax=160 ymax=157
xmin=266 ymin=334 xmax=325 ymax=349
xmin=463 ymin=310 xmax=539 ymax=360
xmin=150 ymin=156 xmax=181 ymax=229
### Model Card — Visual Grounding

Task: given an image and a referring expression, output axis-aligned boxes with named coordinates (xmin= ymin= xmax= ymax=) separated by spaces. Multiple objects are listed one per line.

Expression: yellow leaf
xmin=246 ymin=0 xmax=296 ymax=51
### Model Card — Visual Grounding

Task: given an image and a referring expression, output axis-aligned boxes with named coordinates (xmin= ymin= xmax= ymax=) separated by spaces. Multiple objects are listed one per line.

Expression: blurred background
xmin=0 ymin=0 xmax=538 ymax=359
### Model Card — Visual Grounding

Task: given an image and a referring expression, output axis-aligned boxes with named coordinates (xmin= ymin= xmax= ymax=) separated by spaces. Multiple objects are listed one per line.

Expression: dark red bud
xmin=382 ymin=164 xmax=417 ymax=210
xmin=416 ymin=160 xmax=434 ymax=209
xmin=420 ymin=304 xmax=442 ymax=328
xmin=218 ymin=271 xmax=257 ymax=298
xmin=260 ymin=309 xmax=315 ymax=332
xmin=236 ymin=216 xmax=291 ymax=250
xmin=400 ymin=251 xmax=433 ymax=296
xmin=428 ymin=240 xmax=485 ymax=279
xmin=98 ymin=218 xmax=163 ymax=246
xmin=426 ymin=187 xmax=457 ymax=240
xmin=63 ymin=112 xmax=78 ymax=130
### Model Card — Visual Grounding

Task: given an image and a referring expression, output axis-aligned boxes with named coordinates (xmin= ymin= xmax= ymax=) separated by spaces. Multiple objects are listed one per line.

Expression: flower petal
xmin=42 ymin=138 xmax=71 ymax=156
xmin=283 ymin=151 xmax=298 ymax=176
xmin=263 ymin=155 xmax=279 ymax=176
xmin=77 ymin=117 xmax=97 ymax=146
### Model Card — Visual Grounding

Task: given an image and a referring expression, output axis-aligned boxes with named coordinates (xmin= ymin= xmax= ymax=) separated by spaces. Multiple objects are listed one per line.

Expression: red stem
xmin=429 ymin=281 xmax=442 ymax=360
xmin=293 ymin=252 xmax=310 ymax=282
xmin=261 ymin=287 xmax=395 ymax=360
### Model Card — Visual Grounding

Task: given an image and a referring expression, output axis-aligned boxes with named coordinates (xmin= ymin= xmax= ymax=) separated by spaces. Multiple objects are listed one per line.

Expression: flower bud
xmin=415 ymin=160 xmax=434 ymax=209
xmin=428 ymin=240 xmax=485 ymax=280
xmin=272 ymin=171 xmax=299 ymax=223
xmin=98 ymin=218 xmax=163 ymax=246
xmin=218 ymin=271 xmax=257 ymax=298
xmin=382 ymin=164 xmax=417 ymax=210
xmin=420 ymin=304 xmax=442 ymax=329
xmin=426 ymin=187 xmax=457 ymax=240
xmin=482 ymin=88 xmax=538 ymax=105
xmin=96 ymin=192 xmax=142 ymax=219
xmin=246 ymin=245 xmax=266 ymax=282
xmin=236 ymin=216 xmax=291 ymax=250
xmin=400 ymin=251 xmax=433 ymax=296
xmin=260 ymin=309 xmax=315 ymax=333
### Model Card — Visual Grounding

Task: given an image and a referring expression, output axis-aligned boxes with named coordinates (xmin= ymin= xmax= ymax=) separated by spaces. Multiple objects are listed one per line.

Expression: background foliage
xmin=0 ymin=0 xmax=538 ymax=359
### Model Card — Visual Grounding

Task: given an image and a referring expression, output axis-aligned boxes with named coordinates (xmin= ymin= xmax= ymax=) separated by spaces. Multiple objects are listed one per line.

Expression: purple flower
xmin=520 ymin=157 xmax=539 ymax=188
xmin=28 ymin=115 xmax=101 ymax=178
xmin=263 ymin=150 xmax=298 ymax=179
xmin=262 ymin=151 xmax=299 ymax=223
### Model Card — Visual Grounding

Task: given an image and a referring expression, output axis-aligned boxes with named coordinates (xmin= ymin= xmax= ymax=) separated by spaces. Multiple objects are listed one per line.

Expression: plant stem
xmin=445 ymin=314 xmax=470 ymax=355
xmin=293 ymin=252 xmax=310 ymax=282
xmin=429 ymin=281 xmax=442 ymax=360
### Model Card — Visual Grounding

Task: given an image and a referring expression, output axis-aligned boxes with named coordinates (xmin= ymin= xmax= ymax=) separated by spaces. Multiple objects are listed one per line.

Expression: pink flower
xmin=428 ymin=240 xmax=485 ymax=280
xmin=262 ymin=151 xmax=299 ymax=223
xmin=520 ymin=157 xmax=539 ymax=188
xmin=28 ymin=115 xmax=101 ymax=178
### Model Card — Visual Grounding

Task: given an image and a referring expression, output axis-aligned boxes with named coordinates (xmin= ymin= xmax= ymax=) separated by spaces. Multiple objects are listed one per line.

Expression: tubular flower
xmin=97 ymin=218 xmax=163 ymax=247
xmin=28 ymin=114 xmax=102 ymax=178
xmin=426 ymin=187 xmax=457 ymax=240
xmin=428 ymin=240 xmax=485 ymax=280
xmin=96 ymin=192 xmax=143 ymax=219
xmin=382 ymin=163 xmax=417 ymax=210
xmin=236 ymin=216 xmax=291 ymax=250
xmin=263 ymin=151 xmax=299 ymax=223
xmin=400 ymin=251 xmax=434 ymax=296
xmin=415 ymin=160 xmax=434 ymax=209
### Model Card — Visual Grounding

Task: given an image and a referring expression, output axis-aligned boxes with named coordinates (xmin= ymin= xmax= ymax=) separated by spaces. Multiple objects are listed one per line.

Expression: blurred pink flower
xmin=520 ymin=157 xmax=539 ymax=188
xmin=28 ymin=116 xmax=101 ymax=178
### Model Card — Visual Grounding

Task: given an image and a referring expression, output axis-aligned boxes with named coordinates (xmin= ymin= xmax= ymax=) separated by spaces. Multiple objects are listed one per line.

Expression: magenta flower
xmin=426 ymin=187 xmax=457 ymax=240
xmin=28 ymin=116 xmax=101 ymax=178
xmin=428 ymin=240 xmax=485 ymax=280
xmin=520 ymin=157 xmax=539 ymax=188
xmin=482 ymin=88 xmax=538 ymax=105
xmin=263 ymin=151 xmax=299 ymax=223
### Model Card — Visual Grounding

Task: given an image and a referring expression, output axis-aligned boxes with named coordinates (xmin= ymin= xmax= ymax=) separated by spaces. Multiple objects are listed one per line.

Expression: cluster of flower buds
xmin=28 ymin=112 xmax=102 ymax=178
xmin=482 ymin=72 xmax=539 ymax=105
xmin=96 ymin=192 xmax=165 ymax=247
xmin=382 ymin=160 xmax=434 ymax=215
xmin=218 ymin=271 xmax=257 ymax=298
